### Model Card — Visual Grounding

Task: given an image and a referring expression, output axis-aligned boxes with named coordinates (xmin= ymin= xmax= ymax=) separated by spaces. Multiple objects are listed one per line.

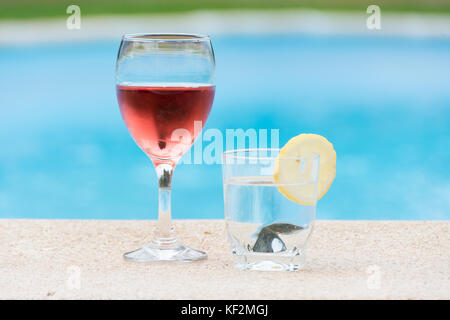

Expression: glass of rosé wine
xmin=116 ymin=34 xmax=215 ymax=262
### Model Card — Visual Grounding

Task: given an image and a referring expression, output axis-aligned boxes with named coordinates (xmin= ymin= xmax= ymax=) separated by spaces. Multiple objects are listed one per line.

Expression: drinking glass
xmin=116 ymin=34 xmax=215 ymax=262
xmin=222 ymin=149 xmax=320 ymax=271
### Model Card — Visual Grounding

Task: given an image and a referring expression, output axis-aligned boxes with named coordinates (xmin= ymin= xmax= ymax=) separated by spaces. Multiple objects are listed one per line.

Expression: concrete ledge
xmin=0 ymin=219 xmax=448 ymax=299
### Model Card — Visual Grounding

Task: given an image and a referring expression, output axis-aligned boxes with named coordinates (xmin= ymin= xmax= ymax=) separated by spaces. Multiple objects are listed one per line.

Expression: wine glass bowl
xmin=115 ymin=34 xmax=215 ymax=262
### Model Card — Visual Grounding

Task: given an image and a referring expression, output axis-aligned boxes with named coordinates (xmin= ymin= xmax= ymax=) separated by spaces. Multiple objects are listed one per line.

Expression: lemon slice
xmin=273 ymin=134 xmax=336 ymax=205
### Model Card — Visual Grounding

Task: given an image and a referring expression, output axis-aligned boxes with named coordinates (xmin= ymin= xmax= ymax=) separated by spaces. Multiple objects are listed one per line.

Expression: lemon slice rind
xmin=273 ymin=134 xmax=336 ymax=205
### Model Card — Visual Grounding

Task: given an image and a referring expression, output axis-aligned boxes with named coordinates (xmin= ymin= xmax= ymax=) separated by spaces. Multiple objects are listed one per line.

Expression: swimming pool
xmin=0 ymin=34 xmax=449 ymax=220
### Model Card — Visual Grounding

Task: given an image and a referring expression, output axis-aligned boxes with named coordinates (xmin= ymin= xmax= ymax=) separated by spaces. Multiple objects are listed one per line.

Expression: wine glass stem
xmin=153 ymin=162 xmax=178 ymax=247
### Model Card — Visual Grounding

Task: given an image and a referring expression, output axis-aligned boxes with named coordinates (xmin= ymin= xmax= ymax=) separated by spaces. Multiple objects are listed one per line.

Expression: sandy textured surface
xmin=0 ymin=219 xmax=448 ymax=299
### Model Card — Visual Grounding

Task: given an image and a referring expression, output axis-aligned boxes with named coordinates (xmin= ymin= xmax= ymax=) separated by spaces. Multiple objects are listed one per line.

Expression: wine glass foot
xmin=123 ymin=243 xmax=207 ymax=263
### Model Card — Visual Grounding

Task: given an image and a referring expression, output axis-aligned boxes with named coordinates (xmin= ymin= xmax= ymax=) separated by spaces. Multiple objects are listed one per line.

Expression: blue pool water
xmin=0 ymin=34 xmax=449 ymax=220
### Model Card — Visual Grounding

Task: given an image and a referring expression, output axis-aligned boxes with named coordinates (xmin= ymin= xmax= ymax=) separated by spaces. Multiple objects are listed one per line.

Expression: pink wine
xmin=116 ymin=84 xmax=215 ymax=162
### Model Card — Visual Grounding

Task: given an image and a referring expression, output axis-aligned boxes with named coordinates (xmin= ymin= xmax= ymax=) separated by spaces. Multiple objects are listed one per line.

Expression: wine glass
xmin=115 ymin=34 xmax=215 ymax=262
